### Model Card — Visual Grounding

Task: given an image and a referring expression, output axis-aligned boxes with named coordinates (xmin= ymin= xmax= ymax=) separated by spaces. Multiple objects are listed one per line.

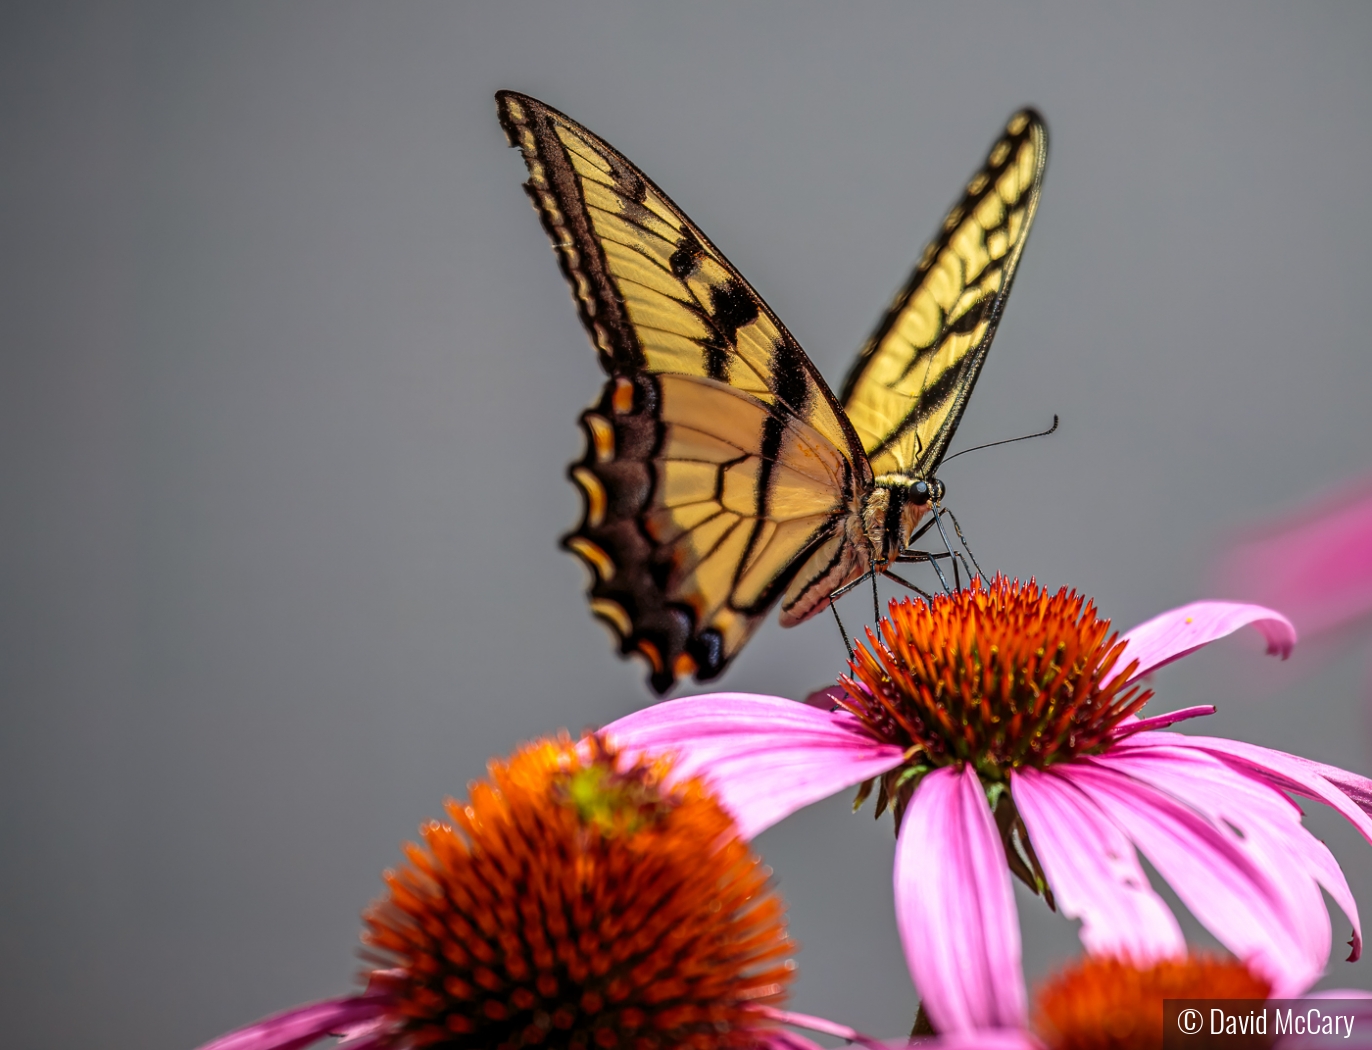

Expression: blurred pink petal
xmin=1059 ymin=756 xmax=1320 ymax=995
xmin=601 ymin=693 xmax=905 ymax=838
xmin=762 ymin=1031 xmax=829 ymax=1050
xmin=193 ymin=993 xmax=390 ymax=1050
xmin=1011 ymin=767 xmax=1184 ymax=961
xmin=913 ymin=1032 xmax=1041 ymax=1050
xmin=895 ymin=766 xmax=1026 ymax=1033
xmin=1108 ymin=601 xmax=1296 ymax=685
xmin=758 ymin=1007 xmax=882 ymax=1050
xmin=1218 ymin=474 xmax=1372 ymax=638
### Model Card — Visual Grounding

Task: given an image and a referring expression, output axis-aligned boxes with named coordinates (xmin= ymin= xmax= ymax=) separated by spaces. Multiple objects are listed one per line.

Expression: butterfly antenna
xmin=942 ymin=414 xmax=1059 ymax=466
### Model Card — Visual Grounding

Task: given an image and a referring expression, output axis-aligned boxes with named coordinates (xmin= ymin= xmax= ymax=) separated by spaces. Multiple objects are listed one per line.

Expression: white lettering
xmin=1275 ymin=1009 xmax=1294 ymax=1036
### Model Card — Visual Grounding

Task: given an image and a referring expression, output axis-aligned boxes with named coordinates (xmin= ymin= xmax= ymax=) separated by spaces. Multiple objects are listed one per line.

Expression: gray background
xmin=4 ymin=3 xmax=1372 ymax=1048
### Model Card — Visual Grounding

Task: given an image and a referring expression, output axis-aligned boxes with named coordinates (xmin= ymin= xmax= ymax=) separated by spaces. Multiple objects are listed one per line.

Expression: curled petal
xmin=600 ymin=693 xmax=904 ymax=839
xmin=1060 ymin=756 xmax=1322 ymax=995
xmin=895 ymin=766 xmax=1026 ymax=1033
xmin=1107 ymin=601 xmax=1296 ymax=685
xmin=194 ymin=994 xmax=391 ymax=1050
xmin=1011 ymin=768 xmax=1184 ymax=962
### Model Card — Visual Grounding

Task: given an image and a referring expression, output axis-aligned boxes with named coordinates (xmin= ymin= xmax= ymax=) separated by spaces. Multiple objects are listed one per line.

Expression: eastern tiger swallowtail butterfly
xmin=497 ymin=91 xmax=1047 ymax=693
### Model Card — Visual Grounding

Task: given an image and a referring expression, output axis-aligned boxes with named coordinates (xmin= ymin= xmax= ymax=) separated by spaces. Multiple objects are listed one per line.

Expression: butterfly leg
xmin=894 ymin=548 xmax=956 ymax=593
xmin=828 ymin=570 xmax=878 ymax=659
xmin=829 ymin=601 xmax=854 ymax=660
xmin=908 ymin=543 xmax=955 ymax=593
xmin=880 ymin=568 xmax=935 ymax=602
xmin=927 ymin=503 xmax=963 ymax=592
xmin=941 ymin=506 xmax=987 ymax=582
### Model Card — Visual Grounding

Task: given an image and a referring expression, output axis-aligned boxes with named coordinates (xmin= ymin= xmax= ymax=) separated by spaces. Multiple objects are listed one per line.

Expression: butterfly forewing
xmin=839 ymin=109 xmax=1047 ymax=480
xmin=497 ymin=91 xmax=871 ymax=692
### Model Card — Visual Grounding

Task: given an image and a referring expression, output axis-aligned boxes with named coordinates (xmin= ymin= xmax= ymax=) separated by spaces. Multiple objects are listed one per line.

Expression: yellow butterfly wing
xmin=497 ymin=91 xmax=872 ymax=693
xmin=839 ymin=109 xmax=1047 ymax=480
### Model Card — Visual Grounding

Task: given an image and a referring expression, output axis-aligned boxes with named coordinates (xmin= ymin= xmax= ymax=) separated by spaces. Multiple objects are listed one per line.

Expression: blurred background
xmin=4 ymin=3 xmax=1372 ymax=1047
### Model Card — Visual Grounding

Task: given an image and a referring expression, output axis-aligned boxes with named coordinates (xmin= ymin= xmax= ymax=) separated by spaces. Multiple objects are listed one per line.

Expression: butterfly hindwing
xmin=497 ymin=91 xmax=872 ymax=692
xmin=839 ymin=109 xmax=1047 ymax=480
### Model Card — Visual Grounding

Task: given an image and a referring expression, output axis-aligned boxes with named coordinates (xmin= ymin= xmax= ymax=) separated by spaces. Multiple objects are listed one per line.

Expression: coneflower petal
xmin=192 ymin=993 xmax=391 ymax=1050
xmin=894 ymin=765 xmax=1026 ymax=1033
xmin=1060 ymin=757 xmax=1319 ymax=995
xmin=1109 ymin=600 xmax=1296 ymax=686
xmin=1010 ymin=767 xmax=1183 ymax=961
xmin=1097 ymin=744 xmax=1345 ymax=978
xmin=601 ymin=693 xmax=904 ymax=838
xmin=1128 ymin=731 xmax=1371 ymax=960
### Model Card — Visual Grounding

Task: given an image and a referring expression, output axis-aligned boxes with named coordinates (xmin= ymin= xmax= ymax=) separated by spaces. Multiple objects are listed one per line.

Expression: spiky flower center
xmin=363 ymin=736 xmax=793 ymax=1050
xmin=840 ymin=577 xmax=1150 ymax=787
xmin=1034 ymin=954 xmax=1272 ymax=1050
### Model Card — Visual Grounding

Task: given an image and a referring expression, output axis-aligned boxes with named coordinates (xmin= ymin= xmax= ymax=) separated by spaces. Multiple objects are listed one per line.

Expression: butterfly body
xmin=498 ymin=92 xmax=1046 ymax=693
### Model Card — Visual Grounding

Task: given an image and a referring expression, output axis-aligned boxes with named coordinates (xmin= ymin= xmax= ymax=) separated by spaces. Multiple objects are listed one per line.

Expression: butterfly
xmin=497 ymin=91 xmax=1047 ymax=694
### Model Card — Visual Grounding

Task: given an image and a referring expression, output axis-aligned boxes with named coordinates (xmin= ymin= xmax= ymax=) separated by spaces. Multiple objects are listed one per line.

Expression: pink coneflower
xmin=1217 ymin=472 xmax=1372 ymax=640
xmin=194 ymin=737 xmax=857 ymax=1050
xmin=601 ymin=578 xmax=1372 ymax=1034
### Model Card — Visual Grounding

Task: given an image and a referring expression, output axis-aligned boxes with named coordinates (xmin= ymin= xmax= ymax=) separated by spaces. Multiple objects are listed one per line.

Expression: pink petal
xmin=1060 ymin=756 xmax=1322 ymax=995
xmin=600 ymin=693 xmax=905 ymax=839
xmin=1097 ymin=744 xmax=1348 ymax=977
xmin=894 ymin=766 xmax=1026 ymax=1033
xmin=1011 ymin=767 xmax=1184 ymax=962
xmin=1217 ymin=473 xmax=1372 ymax=638
xmin=1110 ymin=705 xmax=1215 ymax=737
xmin=1107 ymin=601 xmax=1297 ymax=685
xmin=757 ymin=1008 xmax=882 ymax=1050
xmin=194 ymin=994 xmax=391 ymax=1050
xmin=802 ymin=685 xmax=848 ymax=709
xmin=1123 ymin=732 xmax=1371 ymax=960
xmin=762 ymin=1031 xmax=829 ymax=1050
xmin=915 ymin=1033 xmax=1042 ymax=1050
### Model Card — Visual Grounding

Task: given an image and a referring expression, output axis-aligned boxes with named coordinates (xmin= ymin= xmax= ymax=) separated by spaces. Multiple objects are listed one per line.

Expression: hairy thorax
xmin=862 ymin=476 xmax=938 ymax=568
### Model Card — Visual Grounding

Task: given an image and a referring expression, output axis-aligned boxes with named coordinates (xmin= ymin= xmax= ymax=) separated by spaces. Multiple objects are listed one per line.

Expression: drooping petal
xmin=1011 ymin=767 xmax=1184 ymax=962
xmin=1217 ymin=474 xmax=1372 ymax=638
xmin=1059 ymin=756 xmax=1322 ymax=995
xmin=1121 ymin=731 xmax=1370 ymax=960
xmin=193 ymin=994 xmax=391 ymax=1050
xmin=1106 ymin=602 xmax=1296 ymax=686
xmin=894 ymin=765 xmax=1026 ymax=1033
xmin=600 ymin=693 xmax=905 ymax=839
xmin=1303 ymin=759 xmax=1372 ymax=819
xmin=1097 ymin=743 xmax=1351 ymax=976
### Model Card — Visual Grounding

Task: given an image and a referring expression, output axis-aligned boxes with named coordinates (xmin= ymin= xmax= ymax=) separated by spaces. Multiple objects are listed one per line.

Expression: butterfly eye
xmin=912 ymin=480 xmax=932 ymax=505
xmin=931 ymin=479 xmax=946 ymax=503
